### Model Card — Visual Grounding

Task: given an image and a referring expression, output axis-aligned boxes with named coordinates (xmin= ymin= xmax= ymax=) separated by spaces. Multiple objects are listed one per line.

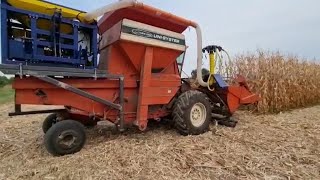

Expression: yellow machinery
xmin=7 ymin=0 xmax=93 ymax=34
xmin=7 ymin=0 xmax=87 ymax=22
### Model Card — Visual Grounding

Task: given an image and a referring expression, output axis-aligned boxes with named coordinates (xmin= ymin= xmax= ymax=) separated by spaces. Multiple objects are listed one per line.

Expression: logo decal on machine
xmin=122 ymin=25 xmax=186 ymax=46
xmin=132 ymin=29 xmax=153 ymax=38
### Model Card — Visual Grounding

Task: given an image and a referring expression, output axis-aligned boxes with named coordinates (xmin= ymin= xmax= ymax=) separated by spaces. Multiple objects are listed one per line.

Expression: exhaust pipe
xmin=194 ymin=24 xmax=207 ymax=87
xmin=84 ymin=0 xmax=208 ymax=87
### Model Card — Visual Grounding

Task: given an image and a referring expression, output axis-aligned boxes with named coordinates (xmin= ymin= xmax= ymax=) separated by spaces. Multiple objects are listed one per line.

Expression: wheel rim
xmin=57 ymin=130 xmax=80 ymax=150
xmin=190 ymin=103 xmax=207 ymax=127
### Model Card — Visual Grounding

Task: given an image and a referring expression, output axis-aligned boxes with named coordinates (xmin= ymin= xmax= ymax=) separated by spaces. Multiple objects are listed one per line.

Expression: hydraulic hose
xmin=201 ymin=45 xmax=232 ymax=91
xmin=222 ymin=50 xmax=232 ymax=64
xmin=84 ymin=0 xmax=208 ymax=87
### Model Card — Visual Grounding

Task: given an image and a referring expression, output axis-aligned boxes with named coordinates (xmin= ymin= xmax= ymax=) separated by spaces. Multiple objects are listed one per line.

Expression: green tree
xmin=0 ymin=76 xmax=10 ymax=88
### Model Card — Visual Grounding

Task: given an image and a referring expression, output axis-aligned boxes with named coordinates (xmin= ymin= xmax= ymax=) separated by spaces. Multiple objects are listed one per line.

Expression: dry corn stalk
xmin=226 ymin=50 xmax=320 ymax=113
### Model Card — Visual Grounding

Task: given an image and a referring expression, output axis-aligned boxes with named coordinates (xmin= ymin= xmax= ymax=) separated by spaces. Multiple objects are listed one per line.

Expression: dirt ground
xmin=0 ymin=103 xmax=319 ymax=180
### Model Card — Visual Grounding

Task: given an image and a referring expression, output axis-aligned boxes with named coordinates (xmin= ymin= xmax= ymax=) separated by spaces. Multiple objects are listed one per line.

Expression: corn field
xmin=219 ymin=51 xmax=320 ymax=113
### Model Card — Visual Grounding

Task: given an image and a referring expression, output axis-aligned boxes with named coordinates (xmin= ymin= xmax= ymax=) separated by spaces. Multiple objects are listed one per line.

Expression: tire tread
xmin=173 ymin=90 xmax=211 ymax=135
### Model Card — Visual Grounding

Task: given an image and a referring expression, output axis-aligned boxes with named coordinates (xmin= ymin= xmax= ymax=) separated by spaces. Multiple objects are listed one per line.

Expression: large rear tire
xmin=173 ymin=90 xmax=212 ymax=135
xmin=44 ymin=120 xmax=86 ymax=156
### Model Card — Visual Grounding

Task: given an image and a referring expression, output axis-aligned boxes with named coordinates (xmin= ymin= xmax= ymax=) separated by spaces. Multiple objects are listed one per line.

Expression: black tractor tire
xmin=44 ymin=120 xmax=86 ymax=156
xmin=173 ymin=90 xmax=212 ymax=135
xmin=42 ymin=113 xmax=58 ymax=133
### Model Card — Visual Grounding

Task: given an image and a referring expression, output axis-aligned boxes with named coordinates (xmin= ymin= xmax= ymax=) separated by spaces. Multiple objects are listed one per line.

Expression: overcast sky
xmin=1 ymin=0 xmax=320 ymax=75
xmin=52 ymin=0 xmax=320 ymax=74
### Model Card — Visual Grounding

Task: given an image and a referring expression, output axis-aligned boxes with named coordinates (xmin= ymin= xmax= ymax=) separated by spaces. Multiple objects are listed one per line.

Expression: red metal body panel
xmin=14 ymin=9 xmax=184 ymax=128
xmin=226 ymin=75 xmax=260 ymax=113
xmin=11 ymin=5 xmax=259 ymax=131
xmin=14 ymin=67 xmax=180 ymax=127
xmin=98 ymin=8 xmax=189 ymax=34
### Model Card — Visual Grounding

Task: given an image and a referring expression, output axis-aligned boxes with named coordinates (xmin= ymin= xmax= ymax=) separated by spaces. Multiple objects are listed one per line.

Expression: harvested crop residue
xmin=0 ymin=104 xmax=319 ymax=179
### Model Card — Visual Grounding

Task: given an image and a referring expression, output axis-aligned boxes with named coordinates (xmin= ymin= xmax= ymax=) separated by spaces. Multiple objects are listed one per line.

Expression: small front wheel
xmin=44 ymin=120 xmax=86 ymax=156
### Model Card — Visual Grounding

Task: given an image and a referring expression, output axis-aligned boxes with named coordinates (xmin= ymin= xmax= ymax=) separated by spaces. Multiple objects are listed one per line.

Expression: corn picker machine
xmin=0 ymin=0 xmax=259 ymax=156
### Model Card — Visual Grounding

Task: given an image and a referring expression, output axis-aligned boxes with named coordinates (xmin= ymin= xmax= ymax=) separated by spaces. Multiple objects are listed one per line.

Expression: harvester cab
xmin=0 ymin=0 xmax=259 ymax=156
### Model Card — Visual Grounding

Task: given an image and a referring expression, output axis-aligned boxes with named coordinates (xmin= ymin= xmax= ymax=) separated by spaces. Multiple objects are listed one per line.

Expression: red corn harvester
xmin=0 ymin=0 xmax=260 ymax=156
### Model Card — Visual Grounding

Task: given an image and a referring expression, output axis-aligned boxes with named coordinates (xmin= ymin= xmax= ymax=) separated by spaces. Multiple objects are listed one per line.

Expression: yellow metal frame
xmin=7 ymin=0 xmax=89 ymax=23
xmin=209 ymin=52 xmax=215 ymax=74
xmin=208 ymin=52 xmax=216 ymax=86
